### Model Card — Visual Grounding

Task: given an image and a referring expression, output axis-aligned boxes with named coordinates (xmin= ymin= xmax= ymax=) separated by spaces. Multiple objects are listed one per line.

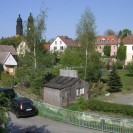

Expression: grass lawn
xmin=118 ymin=69 xmax=133 ymax=91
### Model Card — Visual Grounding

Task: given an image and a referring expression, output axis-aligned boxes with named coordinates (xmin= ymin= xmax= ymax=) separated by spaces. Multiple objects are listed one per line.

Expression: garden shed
xmin=43 ymin=69 xmax=89 ymax=107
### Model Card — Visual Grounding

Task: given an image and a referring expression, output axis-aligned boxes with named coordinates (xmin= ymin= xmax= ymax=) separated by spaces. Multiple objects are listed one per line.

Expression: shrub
xmin=87 ymin=99 xmax=133 ymax=116
xmin=100 ymin=76 xmax=109 ymax=83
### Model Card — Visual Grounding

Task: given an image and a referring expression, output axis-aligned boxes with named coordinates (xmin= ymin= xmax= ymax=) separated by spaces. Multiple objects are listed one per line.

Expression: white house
xmin=50 ymin=36 xmax=77 ymax=53
xmin=122 ymin=34 xmax=133 ymax=65
xmin=0 ymin=52 xmax=17 ymax=76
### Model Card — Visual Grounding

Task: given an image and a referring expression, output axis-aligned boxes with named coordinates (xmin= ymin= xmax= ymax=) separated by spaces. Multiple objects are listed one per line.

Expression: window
xmin=60 ymin=46 xmax=63 ymax=50
xmin=114 ymin=52 xmax=116 ymax=55
xmin=60 ymin=41 xmax=62 ymax=44
xmin=132 ymin=46 xmax=133 ymax=50
xmin=114 ymin=46 xmax=115 ymax=49
xmin=55 ymin=41 xmax=57 ymax=45
xmin=99 ymin=46 xmax=101 ymax=49
xmin=76 ymin=88 xmax=84 ymax=96
xmin=112 ymin=39 xmax=114 ymax=43
xmin=54 ymin=46 xmax=57 ymax=50
xmin=132 ymin=55 xmax=133 ymax=60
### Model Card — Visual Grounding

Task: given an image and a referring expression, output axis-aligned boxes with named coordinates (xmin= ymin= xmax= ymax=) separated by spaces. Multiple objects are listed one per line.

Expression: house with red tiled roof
xmin=96 ymin=35 xmax=118 ymax=56
xmin=122 ymin=34 xmax=133 ymax=65
xmin=50 ymin=36 xmax=77 ymax=53
xmin=44 ymin=43 xmax=51 ymax=50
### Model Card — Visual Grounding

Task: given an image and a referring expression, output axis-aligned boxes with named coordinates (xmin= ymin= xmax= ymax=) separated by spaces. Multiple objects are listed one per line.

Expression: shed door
xmin=62 ymin=91 xmax=68 ymax=107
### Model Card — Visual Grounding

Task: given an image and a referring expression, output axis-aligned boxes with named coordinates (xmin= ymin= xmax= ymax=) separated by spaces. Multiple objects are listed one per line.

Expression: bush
xmin=100 ymin=76 xmax=109 ymax=83
xmin=88 ymin=82 xmax=104 ymax=98
xmin=114 ymin=61 xmax=123 ymax=69
xmin=87 ymin=99 xmax=133 ymax=116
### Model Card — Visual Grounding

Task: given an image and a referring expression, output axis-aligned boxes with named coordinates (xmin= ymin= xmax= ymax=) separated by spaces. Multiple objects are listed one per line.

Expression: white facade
xmin=50 ymin=37 xmax=67 ymax=52
xmin=124 ymin=44 xmax=133 ymax=65
xmin=4 ymin=53 xmax=17 ymax=65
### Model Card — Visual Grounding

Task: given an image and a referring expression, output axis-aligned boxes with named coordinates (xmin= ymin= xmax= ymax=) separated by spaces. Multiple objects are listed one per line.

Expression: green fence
xmin=33 ymin=100 xmax=133 ymax=133
xmin=17 ymin=93 xmax=133 ymax=133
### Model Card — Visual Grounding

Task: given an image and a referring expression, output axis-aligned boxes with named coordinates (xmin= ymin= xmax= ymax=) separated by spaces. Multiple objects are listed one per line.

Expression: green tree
xmin=117 ymin=41 xmax=126 ymax=66
xmin=104 ymin=29 xmax=116 ymax=35
xmin=127 ymin=61 xmax=133 ymax=75
xmin=60 ymin=47 xmax=83 ymax=68
xmin=121 ymin=29 xmax=132 ymax=39
xmin=0 ymin=36 xmax=22 ymax=48
xmin=103 ymin=45 xmax=111 ymax=57
xmin=76 ymin=7 xmax=101 ymax=81
xmin=108 ymin=65 xmax=122 ymax=92
xmin=0 ymin=93 xmax=10 ymax=128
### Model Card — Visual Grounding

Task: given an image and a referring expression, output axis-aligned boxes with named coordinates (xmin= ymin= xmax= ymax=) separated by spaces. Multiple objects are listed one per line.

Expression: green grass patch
xmin=0 ymin=72 xmax=14 ymax=88
xmin=118 ymin=69 xmax=133 ymax=91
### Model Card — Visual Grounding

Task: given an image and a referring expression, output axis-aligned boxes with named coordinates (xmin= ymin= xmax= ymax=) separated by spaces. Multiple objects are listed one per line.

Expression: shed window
xmin=76 ymin=88 xmax=84 ymax=96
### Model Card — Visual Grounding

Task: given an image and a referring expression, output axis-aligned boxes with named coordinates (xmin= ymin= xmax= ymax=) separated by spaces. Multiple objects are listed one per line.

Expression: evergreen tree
xmin=103 ymin=45 xmax=111 ymax=57
xmin=117 ymin=41 xmax=126 ymax=61
xmin=108 ymin=65 xmax=122 ymax=92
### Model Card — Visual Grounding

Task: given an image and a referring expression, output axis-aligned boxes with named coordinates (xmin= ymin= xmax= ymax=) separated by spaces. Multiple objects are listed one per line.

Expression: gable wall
xmin=50 ymin=37 xmax=67 ymax=52
xmin=4 ymin=54 xmax=17 ymax=65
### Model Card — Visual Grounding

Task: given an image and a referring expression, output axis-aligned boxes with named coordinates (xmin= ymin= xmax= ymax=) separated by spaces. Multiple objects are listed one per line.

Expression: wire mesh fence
xmin=17 ymin=93 xmax=133 ymax=133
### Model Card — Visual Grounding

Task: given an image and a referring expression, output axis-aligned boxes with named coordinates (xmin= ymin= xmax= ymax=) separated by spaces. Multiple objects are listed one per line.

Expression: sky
xmin=0 ymin=0 xmax=133 ymax=41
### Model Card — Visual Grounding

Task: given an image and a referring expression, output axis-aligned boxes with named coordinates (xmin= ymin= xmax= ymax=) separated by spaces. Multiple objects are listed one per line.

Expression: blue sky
xmin=0 ymin=0 xmax=133 ymax=41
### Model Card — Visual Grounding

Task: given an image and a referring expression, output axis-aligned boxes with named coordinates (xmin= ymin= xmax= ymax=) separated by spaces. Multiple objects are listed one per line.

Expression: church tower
xmin=27 ymin=13 xmax=34 ymax=35
xmin=16 ymin=14 xmax=23 ymax=35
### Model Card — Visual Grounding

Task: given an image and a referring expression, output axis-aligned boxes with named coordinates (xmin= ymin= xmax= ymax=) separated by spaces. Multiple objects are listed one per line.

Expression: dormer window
xmin=107 ymin=39 xmax=110 ymax=43
xmin=101 ymin=38 xmax=106 ymax=43
xmin=112 ymin=39 xmax=115 ymax=43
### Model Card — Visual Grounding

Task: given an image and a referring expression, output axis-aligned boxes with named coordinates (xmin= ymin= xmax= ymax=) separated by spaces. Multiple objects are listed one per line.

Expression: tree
xmin=60 ymin=47 xmax=83 ymax=68
xmin=76 ymin=7 xmax=101 ymax=81
xmin=127 ymin=61 xmax=133 ymax=75
xmin=104 ymin=29 xmax=116 ymax=35
xmin=103 ymin=45 xmax=111 ymax=57
xmin=0 ymin=93 xmax=9 ymax=128
xmin=117 ymin=41 xmax=126 ymax=66
xmin=108 ymin=65 xmax=122 ymax=92
xmin=0 ymin=36 xmax=22 ymax=48
xmin=119 ymin=29 xmax=132 ymax=39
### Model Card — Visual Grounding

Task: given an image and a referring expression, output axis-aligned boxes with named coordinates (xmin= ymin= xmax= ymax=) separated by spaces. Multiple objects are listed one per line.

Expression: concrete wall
xmin=60 ymin=69 xmax=78 ymax=77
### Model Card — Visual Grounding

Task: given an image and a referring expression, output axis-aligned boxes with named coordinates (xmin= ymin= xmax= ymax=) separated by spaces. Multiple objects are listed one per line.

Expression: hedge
xmin=87 ymin=99 xmax=133 ymax=116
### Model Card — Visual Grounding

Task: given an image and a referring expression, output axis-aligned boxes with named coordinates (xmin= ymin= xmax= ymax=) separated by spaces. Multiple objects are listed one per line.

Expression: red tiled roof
xmin=96 ymin=35 xmax=118 ymax=45
xmin=122 ymin=34 xmax=133 ymax=44
xmin=44 ymin=44 xmax=51 ymax=49
xmin=58 ymin=36 xmax=77 ymax=47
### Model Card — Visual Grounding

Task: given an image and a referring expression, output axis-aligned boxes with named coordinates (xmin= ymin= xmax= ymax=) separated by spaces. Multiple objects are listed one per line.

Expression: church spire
xmin=16 ymin=14 xmax=23 ymax=35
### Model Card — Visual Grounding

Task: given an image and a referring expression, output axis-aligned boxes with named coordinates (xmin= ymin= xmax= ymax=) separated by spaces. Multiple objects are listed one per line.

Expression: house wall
xmin=3 ymin=65 xmax=17 ymax=76
xmin=110 ymin=45 xmax=118 ymax=56
xmin=124 ymin=44 xmax=133 ymax=65
xmin=60 ymin=79 xmax=89 ymax=107
xmin=43 ymin=87 xmax=61 ymax=107
xmin=50 ymin=37 xmax=67 ymax=52
xmin=96 ymin=44 xmax=118 ymax=56
xmin=3 ymin=54 xmax=17 ymax=76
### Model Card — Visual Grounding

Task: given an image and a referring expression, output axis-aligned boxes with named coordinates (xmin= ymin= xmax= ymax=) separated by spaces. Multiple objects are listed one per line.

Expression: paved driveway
xmin=8 ymin=112 xmax=104 ymax=133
